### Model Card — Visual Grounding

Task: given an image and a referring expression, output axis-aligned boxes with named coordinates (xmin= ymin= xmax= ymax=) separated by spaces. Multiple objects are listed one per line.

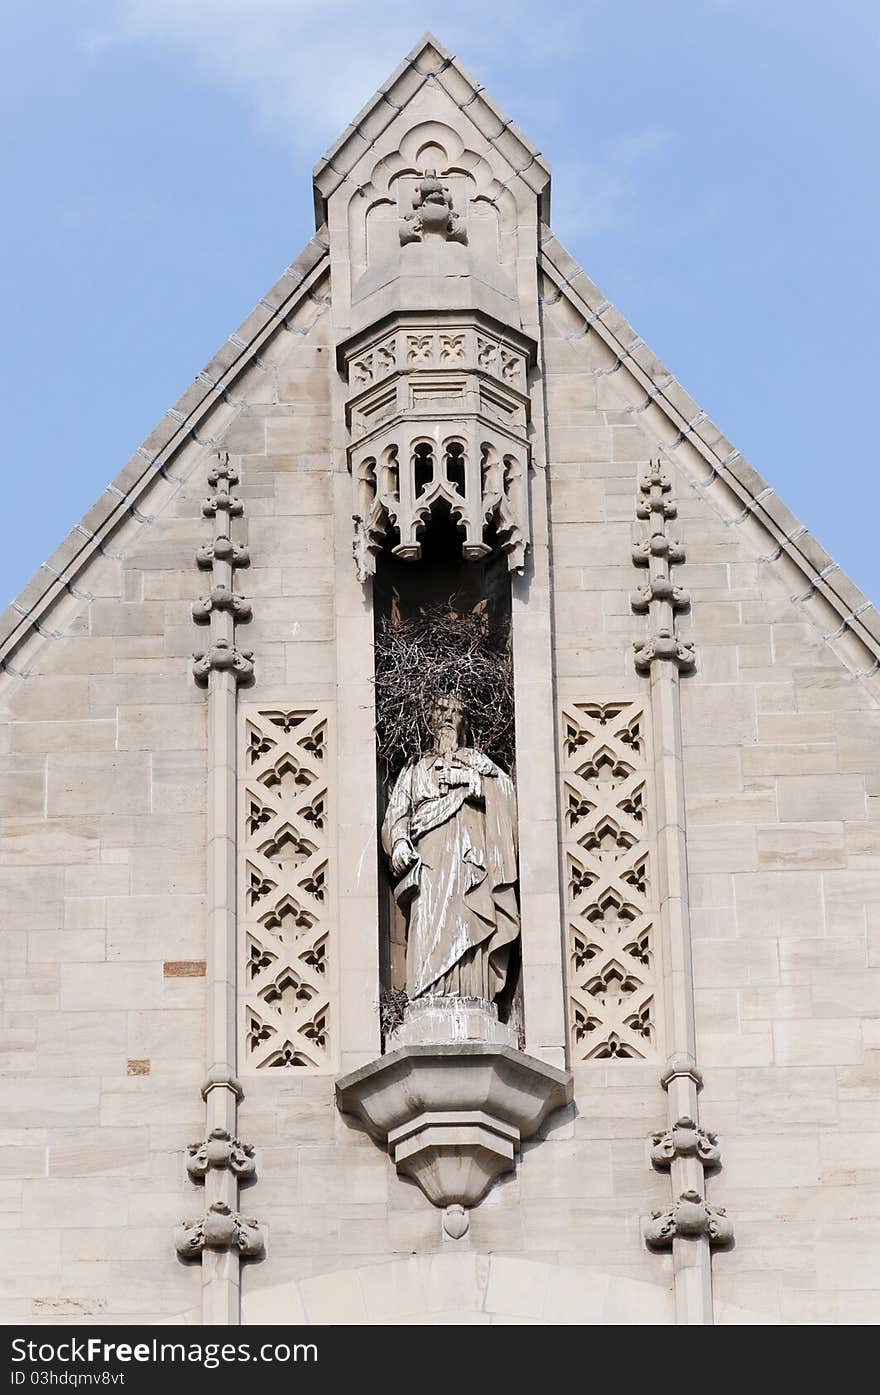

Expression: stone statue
xmin=381 ymin=694 xmax=519 ymax=1001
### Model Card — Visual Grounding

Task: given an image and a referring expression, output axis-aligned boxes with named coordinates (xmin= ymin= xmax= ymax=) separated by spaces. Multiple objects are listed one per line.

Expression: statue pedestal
xmin=389 ymin=995 xmax=518 ymax=1049
xmin=336 ymin=1006 xmax=572 ymax=1209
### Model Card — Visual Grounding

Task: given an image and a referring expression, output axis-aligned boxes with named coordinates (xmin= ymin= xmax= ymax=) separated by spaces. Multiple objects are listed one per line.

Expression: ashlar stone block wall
xmin=539 ymin=269 xmax=880 ymax=1325
xmin=0 ymin=274 xmax=340 ymax=1322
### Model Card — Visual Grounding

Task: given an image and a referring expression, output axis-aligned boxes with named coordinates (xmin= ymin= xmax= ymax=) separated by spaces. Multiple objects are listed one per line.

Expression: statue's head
xmin=429 ymin=692 xmax=466 ymax=746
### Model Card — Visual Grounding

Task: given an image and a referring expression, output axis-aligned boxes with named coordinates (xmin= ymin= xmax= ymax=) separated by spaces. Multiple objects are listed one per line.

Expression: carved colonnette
xmin=630 ymin=460 xmax=732 ymax=1323
xmin=557 ymin=700 xmax=661 ymax=1060
xmin=238 ymin=705 xmax=336 ymax=1072
xmin=192 ymin=457 xmax=255 ymax=688
xmin=631 ymin=461 xmax=695 ymax=675
xmin=175 ymin=452 xmax=263 ymax=1325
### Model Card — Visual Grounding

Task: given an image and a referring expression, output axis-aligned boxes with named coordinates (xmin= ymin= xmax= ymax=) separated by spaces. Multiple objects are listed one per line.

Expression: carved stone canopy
xmin=338 ymin=311 xmax=536 ymax=580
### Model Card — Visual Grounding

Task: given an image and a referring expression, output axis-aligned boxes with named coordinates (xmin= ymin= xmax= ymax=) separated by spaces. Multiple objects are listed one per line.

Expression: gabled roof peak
xmin=406 ymin=32 xmax=454 ymax=63
xmin=312 ymin=33 xmax=550 ymax=229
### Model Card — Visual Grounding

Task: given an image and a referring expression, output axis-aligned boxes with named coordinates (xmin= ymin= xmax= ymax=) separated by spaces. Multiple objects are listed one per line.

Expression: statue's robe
xmin=381 ymin=747 xmax=519 ymax=1000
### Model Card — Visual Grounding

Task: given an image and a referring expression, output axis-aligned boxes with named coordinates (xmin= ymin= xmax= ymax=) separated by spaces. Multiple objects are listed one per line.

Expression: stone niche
xmin=336 ymin=1001 xmax=571 ymax=1216
xmin=334 ymin=154 xmax=570 ymax=1225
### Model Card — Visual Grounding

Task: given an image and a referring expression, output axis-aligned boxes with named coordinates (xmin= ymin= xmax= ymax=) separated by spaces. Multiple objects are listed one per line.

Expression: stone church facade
xmin=2 ymin=36 xmax=879 ymax=1326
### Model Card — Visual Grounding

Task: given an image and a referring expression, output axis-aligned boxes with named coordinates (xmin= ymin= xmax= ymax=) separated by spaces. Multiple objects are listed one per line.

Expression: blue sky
xmin=3 ymin=1 xmax=878 ymax=606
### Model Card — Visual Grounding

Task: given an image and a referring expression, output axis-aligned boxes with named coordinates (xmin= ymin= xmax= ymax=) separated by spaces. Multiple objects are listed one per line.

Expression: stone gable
xmin=2 ymin=34 xmax=878 ymax=1326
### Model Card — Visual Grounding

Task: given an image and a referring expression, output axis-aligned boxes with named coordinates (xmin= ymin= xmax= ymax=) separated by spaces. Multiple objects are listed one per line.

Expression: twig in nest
xmin=378 ymin=987 xmax=409 ymax=1037
xmin=374 ymin=601 xmax=515 ymax=779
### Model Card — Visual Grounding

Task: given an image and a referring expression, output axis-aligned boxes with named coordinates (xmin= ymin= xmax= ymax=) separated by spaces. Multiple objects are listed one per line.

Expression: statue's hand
xmin=390 ymin=839 xmax=418 ymax=877
xmin=441 ymin=764 xmax=470 ymax=788
xmin=439 ymin=760 xmax=484 ymax=800
xmin=467 ymin=770 xmax=483 ymax=801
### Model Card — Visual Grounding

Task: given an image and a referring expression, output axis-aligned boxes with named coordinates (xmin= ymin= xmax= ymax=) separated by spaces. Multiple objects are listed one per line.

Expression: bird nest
xmin=374 ymin=602 xmax=515 ymax=779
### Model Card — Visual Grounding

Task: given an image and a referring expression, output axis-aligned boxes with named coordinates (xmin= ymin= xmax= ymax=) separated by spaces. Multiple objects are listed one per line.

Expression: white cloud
xmin=84 ymin=0 xmax=591 ymax=153
xmin=82 ymin=0 xmax=658 ymax=241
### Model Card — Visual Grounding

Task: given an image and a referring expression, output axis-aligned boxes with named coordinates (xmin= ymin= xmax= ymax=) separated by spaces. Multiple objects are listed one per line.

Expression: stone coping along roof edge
xmin=0 ymin=231 xmax=330 ymax=669
xmin=312 ymin=33 xmax=551 ymax=229
xmin=539 ymin=225 xmax=880 ymax=680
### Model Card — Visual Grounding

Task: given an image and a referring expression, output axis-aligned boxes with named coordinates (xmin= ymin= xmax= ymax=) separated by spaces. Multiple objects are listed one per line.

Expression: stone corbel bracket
xmin=336 ymin=1041 xmax=572 ymax=1214
xmin=630 ymin=461 xmax=695 ymax=673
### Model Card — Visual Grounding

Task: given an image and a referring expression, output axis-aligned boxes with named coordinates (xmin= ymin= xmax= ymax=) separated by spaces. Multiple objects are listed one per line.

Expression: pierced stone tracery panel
xmin=239 ymin=705 xmax=336 ymax=1071
xmin=558 ymin=700 xmax=661 ymax=1061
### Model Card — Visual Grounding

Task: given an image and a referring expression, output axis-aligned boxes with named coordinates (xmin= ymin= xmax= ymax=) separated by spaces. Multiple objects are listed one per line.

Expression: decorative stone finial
xmin=442 ymin=1204 xmax=469 ymax=1240
xmin=186 ymin=1128 xmax=257 ymax=1182
xmin=196 ymin=535 xmax=250 ymax=570
xmin=650 ymin=1117 xmax=721 ymax=1169
xmin=192 ymin=639 xmax=255 ymax=687
xmin=633 ymin=628 xmax=696 ymax=674
xmin=192 ymin=585 xmax=253 ymax=624
xmin=174 ymin=1202 xmax=264 ymax=1259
